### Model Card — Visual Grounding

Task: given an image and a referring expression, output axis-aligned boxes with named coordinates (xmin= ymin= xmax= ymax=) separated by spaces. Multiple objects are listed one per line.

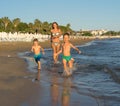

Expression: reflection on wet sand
xmin=62 ymin=78 xmax=71 ymax=106
xmin=50 ymin=74 xmax=72 ymax=106
xmin=51 ymin=76 xmax=60 ymax=106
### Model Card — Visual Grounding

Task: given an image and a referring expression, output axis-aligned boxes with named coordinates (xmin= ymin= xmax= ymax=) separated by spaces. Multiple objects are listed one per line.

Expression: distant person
xmin=55 ymin=33 xmax=81 ymax=76
xmin=51 ymin=22 xmax=62 ymax=64
xmin=31 ymin=38 xmax=45 ymax=70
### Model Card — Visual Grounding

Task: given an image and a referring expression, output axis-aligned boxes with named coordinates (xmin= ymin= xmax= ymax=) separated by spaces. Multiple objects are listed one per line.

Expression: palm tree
xmin=42 ymin=21 xmax=50 ymax=34
xmin=34 ymin=19 xmax=42 ymax=33
xmin=1 ymin=17 xmax=10 ymax=31
xmin=0 ymin=18 xmax=4 ymax=31
xmin=13 ymin=18 xmax=20 ymax=31
xmin=66 ymin=23 xmax=72 ymax=34
xmin=66 ymin=23 xmax=71 ymax=29
xmin=28 ymin=23 xmax=34 ymax=33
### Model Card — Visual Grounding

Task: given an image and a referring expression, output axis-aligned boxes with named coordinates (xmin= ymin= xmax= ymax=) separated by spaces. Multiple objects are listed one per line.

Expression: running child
xmin=31 ymin=38 xmax=45 ymax=70
xmin=55 ymin=33 xmax=81 ymax=76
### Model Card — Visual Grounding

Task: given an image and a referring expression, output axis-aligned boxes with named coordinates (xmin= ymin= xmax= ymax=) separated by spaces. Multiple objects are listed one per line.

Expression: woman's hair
xmin=52 ymin=22 xmax=59 ymax=29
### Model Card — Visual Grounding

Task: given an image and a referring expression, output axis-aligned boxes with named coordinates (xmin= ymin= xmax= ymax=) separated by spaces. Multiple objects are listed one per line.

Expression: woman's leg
xmin=52 ymin=43 xmax=57 ymax=63
xmin=56 ymin=43 xmax=60 ymax=62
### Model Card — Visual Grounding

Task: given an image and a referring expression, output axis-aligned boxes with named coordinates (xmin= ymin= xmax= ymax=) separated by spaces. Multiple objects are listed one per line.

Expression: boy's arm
xmin=31 ymin=46 xmax=34 ymax=52
xmin=40 ymin=46 xmax=45 ymax=54
xmin=70 ymin=43 xmax=81 ymax=54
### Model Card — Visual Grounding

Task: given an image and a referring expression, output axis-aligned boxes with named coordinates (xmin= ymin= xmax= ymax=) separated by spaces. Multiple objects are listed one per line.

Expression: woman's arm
xmin=55 ymin=44 xmax=63 ymax=56
xmin=56 ymin=49 xmax=62 ymax=55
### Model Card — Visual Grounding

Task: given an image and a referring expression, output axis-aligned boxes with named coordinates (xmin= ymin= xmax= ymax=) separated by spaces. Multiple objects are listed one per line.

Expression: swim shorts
xmin=34 ymin=53 xmax=41 ymax=63
xmin=62 ymin=55 xmax=72 ymax=62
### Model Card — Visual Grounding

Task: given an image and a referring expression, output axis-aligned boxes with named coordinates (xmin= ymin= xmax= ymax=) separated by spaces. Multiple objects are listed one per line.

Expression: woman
xmin=51 ymin=22 xmax=62 ymax=64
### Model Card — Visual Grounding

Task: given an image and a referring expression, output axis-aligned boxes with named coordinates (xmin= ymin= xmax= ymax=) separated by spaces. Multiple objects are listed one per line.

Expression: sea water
xmin=19 ymin=39 xmax=120 ymax=106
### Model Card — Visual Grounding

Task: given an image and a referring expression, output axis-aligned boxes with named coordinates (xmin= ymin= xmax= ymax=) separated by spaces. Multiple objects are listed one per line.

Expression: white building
xmin=90 ymin=30 xmax=108 ymax=36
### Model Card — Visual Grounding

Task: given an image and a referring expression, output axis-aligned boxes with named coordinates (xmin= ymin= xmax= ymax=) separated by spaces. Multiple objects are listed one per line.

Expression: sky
xmin=0 ymin=0 xmax=120 ymax=31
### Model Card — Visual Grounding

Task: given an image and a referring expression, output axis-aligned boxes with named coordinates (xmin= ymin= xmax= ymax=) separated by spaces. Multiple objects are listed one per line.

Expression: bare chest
xmin=63 ymin=44 xmax=71 ymax=50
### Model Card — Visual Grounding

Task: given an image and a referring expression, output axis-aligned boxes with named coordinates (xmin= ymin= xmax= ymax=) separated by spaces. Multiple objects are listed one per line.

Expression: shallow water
xmin=19 ymin=39 xmax=120 ymax=106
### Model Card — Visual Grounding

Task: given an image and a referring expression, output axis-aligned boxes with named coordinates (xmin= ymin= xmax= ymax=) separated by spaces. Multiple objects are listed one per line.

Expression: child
xmin=31 ymin=38 xmax=45 ymax=70
xmin=55 ymin=33 xmax=81 ymax=76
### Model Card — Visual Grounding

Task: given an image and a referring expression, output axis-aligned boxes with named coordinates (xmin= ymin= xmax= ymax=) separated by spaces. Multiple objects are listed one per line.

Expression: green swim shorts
xmin=62 ymin=55 xmax=72 ymax=62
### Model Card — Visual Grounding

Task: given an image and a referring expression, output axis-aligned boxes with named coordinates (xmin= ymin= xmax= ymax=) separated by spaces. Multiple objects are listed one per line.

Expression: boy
xmin=55 ymin=33 xmax=81 ymax=76
xmin=31 ymin=38 xmax=45 ymax=70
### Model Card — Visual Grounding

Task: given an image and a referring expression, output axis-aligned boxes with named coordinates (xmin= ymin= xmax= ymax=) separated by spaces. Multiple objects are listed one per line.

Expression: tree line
xmin=0 ymin=17 xmax=120 ymax=36
xmin=0 ymin=17 xmax=72 ymax=34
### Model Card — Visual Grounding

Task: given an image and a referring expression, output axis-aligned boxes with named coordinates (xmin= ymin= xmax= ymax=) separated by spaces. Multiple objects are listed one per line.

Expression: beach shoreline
xmin=0 ymin=38 xmax=119 ymax=106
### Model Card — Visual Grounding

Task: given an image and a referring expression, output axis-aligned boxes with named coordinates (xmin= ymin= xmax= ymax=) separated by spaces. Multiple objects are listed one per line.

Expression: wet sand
xmin=0 ymin=39 xmax=99 ymax=106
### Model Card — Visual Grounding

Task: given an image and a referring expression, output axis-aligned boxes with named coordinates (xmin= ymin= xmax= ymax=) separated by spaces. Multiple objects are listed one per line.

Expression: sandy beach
xmin=0 ymin=39 xmax=102 ymax=106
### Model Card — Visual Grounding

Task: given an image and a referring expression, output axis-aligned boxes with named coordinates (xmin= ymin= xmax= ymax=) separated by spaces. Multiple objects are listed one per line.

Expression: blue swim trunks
xmin=34 ymin=53 xmax=42 ymax=63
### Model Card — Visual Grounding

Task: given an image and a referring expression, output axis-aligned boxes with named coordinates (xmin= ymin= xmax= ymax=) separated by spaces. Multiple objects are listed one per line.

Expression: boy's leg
xmin=38 ymin=61 xmax=41 ymax=69
xmin=36 ymin=69 xmax=40 ymax=80
xmin=68 ymin=59 xmax=73 ymax=69
xmin=62 ymin=59 xmax=70 ymax=75
xmin=68 ymin=58 xmax=74 ymax=74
